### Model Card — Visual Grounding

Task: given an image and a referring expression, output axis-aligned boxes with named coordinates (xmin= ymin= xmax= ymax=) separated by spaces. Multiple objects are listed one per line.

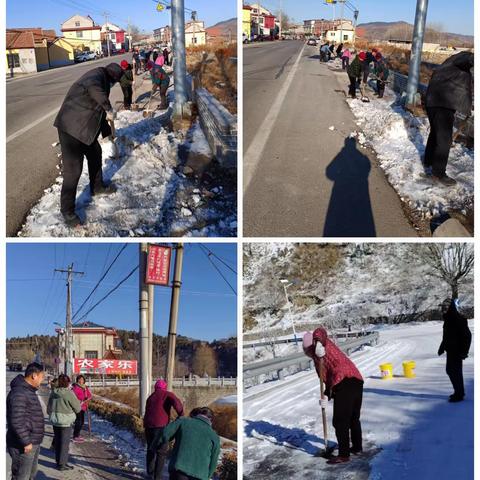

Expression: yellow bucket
xmin=379 ymin=363 xmax=393 ymax=380
xmin=403 ymin=360 xmax=416 ymax=379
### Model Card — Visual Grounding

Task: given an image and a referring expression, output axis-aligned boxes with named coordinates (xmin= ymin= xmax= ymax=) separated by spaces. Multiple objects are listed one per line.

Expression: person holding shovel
xmin=150 ymin=56 xmax=171 ymax=109
xmin=303 ymin=327 xmax=364 ymax=465
xmin=347 ymin=51 xmax=366 ymax=99
xmin=373 ymin=52 xmax=389 ymax=99
xmin=71 ymin=375 xmax=92 ymax=442
xmin=54 ymin=63 xmax=123 ymax=226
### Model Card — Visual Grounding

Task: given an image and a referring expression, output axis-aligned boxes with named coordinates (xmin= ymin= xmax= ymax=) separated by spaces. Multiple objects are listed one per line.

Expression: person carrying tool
xmin=347 ymin=51 xmax=366 ymax=99
xmin=424 ymin=51 xmax=474 ymax=186
xmin=120 ymin=60 xmax=134 ymax=110
xmin=54 ymin=63 xmax=122 ymax=226
xmin=303 ymin=327 xmax=364 ymax=465
xmin=373 ymin=52 xmax=389 ymax=99
xmin=438 ymin=298 xmax=472 ymax=402
xmin=150 ymin=56 xmax=171 ymax=109
xmin=71 ymin=375 xmax=92 ymax=442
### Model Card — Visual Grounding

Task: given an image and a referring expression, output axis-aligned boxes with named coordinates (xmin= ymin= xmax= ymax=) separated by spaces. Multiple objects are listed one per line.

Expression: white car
xmin=75 ymin=51 xmax=97 ymax=62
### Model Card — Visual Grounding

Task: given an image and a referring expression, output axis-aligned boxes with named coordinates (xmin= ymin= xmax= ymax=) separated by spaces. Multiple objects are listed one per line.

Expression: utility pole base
xmin=172 ymin=102 xmax=193 ymax=131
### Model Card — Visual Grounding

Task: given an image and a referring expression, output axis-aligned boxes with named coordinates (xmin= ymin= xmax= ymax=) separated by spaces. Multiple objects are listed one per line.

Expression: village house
xmin=60 ymin=14 xmax=102 ymax=53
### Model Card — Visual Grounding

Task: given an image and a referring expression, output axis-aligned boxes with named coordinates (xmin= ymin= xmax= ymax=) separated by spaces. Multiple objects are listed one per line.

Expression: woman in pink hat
xmin=144 ymin=379 xmax=184 ymax=479
xmin=303 ymin=328 xmax=364 ymax=465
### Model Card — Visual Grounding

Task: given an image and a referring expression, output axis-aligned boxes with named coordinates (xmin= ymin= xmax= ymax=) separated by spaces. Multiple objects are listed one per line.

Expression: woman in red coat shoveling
xmin=303 ymin=327 xmax=364 ymax=464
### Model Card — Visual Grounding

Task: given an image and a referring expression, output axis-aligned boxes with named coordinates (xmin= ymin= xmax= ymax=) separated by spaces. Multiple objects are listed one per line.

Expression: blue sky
xmin=6 ymin=0 xmax=236 ymax=34
xmin=260 ymin=0 xmax=474 ymax=35
xmin=7 ymin=243 xmax=237 ymax=342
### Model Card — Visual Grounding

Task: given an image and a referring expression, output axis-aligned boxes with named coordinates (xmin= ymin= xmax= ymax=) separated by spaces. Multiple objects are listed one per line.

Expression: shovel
xmin=109 ymin=119 xmax=119 ymax=160
xmin=131 ymin=62 xmax=139 ymax=111
xmin=359 ymin=83 xmax=370 ymax=103
xmin=316 ymin=357 xmax=335 ymax=458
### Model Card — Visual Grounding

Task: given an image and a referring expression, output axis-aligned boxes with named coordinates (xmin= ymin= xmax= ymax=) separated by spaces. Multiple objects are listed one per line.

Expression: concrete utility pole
xmin=104 ymin=12 xmax=111 ymax=57
xmin=406 ymin=0 xmax=429 ymax=106
xmin=279 ymin=0 xmax=282 ymax=39
xmin=171 ymin=0 xmax=188 ymax=119
xmin=55 ymin=264 xmax=84 ymax=378
xmin=280 ymin=279 xmax=298 ymax=347
xmin=139 ymin=244 xmax=150 ymax=417
xmin=339 ymin=0 xmax=345 ymax=45
xmin=165 ymin=243 xmax=184 ymax=390
xmin=148 ymin=283 xmax=154 ymax=394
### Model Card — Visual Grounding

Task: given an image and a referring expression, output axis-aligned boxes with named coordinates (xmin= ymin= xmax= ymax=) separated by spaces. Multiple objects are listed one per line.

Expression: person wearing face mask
xmin=54 ymin=62 xmax=123 ymax=227
xmin=424 ymin=51 xmax=474 ymax=186
xmin=303 ymin=328 xmax=364 ymax=465
xmin=437 ymin=298 xmax=472 ymax=402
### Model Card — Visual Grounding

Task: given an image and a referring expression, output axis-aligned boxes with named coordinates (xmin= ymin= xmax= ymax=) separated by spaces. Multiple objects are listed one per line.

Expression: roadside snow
xmin=214 ymin=395 xmax=238 ymax=405
xmin=19 ymin=111 xmax=236 ymax=237
xmin=346 ymin=88 xmax=473 ymax=217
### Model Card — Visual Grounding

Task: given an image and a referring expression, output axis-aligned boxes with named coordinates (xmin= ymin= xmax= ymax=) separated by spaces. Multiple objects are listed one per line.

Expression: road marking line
xmin=243 ymin=43 xmax=306 ymax=192
xmin=6 ymin=107 xmax=60 ymax=144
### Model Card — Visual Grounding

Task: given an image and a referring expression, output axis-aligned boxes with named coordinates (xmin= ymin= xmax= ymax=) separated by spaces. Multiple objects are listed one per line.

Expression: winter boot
xmin=432 ymin=174 xmax=457 ymax=186
xmin=63 ymin=212 xmax=82 ymax=228
xmin=448 ymin=393 xmax=465 ymax=403
xmin=327 ymin=456 xmax=350 ymax=465
xmin=350 ymin=447 xmax=363 ymax=455
xmin=91 ymin=182 xmax=117 ymax=197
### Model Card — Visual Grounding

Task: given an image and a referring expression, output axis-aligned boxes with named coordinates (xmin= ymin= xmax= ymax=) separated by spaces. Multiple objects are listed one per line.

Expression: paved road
xmin=5 ymin=370 xmax=146 ymax=479
xmin=243 ymin=41 xmax=416 ymax=237
xmin=6 ymin=54 xmax=131 ymax=236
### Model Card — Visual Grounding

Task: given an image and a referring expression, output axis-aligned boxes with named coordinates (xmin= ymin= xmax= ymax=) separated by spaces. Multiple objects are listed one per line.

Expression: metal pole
xmin=340 ymin=0 xmax=344 ymax=45
xmin=171 ymin=0 xmax=188 ymax=117
xmin=148 ymin=283 xmax=154 ymax=393
xmin=104 ymin=13 xmax=111 ymax=57
xmin=283 ymin=284 xmax=298 ymax=346
xmin=279 ymin=0 xmax=282 ymax=39
xmin=406 ymin=0 xmax=429 ymax=106
xmin=139 ymin=244 xmax=149 ymax=417
xmin=165 ymin=243 xmax=184 ymax=390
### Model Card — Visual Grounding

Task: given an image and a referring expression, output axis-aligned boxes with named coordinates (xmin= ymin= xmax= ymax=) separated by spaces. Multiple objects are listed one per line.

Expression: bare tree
xmin=421 ymin=244 xmax=474 ymax=299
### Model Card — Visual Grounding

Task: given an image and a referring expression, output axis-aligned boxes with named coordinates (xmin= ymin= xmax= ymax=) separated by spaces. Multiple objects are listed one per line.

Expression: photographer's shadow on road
xmin=323 ymin=137 xmax=376 ymax=237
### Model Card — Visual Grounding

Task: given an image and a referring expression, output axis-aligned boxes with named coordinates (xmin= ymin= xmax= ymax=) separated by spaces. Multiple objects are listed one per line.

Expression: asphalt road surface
xmin=243 ymin=41 xmax=416 ymax=237
xmin=6 ymin=54 xmax=131 ymax=236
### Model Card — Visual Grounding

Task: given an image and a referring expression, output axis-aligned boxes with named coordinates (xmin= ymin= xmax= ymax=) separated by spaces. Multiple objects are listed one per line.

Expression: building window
xmin=85 ymin=351 xmax=98 ymax=359
xmin=76 ymin=31 xmax=83 ymax=38
xmin=7 ymin=53 xmax=20 ymax=68
xmin=343 ymin=34 xmax=349 ymax=41
xmin=75 ymin=21 xmax=80 ymax=27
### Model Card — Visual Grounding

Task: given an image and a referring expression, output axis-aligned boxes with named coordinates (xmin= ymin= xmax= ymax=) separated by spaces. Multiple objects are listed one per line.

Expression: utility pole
xmin=279 ymin=0 xmax=282 ymax=40
xmin=148 ymin=283 xmax=154 ymax=393
xmin=406 ymin=0 xmax=429 ymax=107
xmin=104 ymin=12 xmax=111 ymax=57
xmin=127 ymin=16 xmax=131 ymax=52
xmin=339 ymin=0 xmax=345 ymax=45
xmin=55 ymin=264 xmax=84 ymax=378
xmin=165 ymin=243 xmax=184 ymax=390
xmin=139 ymin=244 xmax=149 ymax=417
xmin=171 ymin=0 xmax=188 ymax=120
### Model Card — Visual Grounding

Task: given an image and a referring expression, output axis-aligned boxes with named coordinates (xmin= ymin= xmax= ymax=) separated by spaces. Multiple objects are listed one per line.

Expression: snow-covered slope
xmin=244 ymin=321 xmax=474 ymax=479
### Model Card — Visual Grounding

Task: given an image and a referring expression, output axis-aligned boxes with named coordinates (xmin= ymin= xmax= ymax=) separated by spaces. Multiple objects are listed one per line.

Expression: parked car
xmin=74 ymin=51 xmax=97 ymax=62
xmin=307 ymin=38 xmax=317 ymax=46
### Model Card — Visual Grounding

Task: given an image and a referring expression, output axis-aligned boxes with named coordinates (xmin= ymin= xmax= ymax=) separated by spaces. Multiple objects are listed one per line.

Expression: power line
xmin=72 ymin=244 xmax=128 ymax=320
xmin=74 ymin=265 xmax=139 ymax=324
xmin=199 ymin=244 xmax=237 ymax=275
xmin=197 ymin=245 xmax=236 ymax=295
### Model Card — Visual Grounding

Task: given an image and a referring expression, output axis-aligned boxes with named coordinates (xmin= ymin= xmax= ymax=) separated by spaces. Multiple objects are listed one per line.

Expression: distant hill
xmin=206 ymin=17 xmax=237 ymax=38
xmin=357 ymin=21 xmax=473 ymax=47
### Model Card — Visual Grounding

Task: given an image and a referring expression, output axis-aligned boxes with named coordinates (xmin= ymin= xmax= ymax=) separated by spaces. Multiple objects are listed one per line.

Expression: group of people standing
xmin=132 ymin=46 xmax=171 ymax=75
xmin=7 ymin=363 xmax=221 ymax=480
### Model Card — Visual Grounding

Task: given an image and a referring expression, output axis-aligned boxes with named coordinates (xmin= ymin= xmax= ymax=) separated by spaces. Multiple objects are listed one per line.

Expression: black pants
xmin=362 ymin=62 xmax=370 ymax=84
xmin=170 ymin=471 xmax=196 ymax=480
xmin=58 ymin=129 xmax=104 ymax=216
xmin=332 ymin=378 xmax=363 ymax=457
xmin=53 ymin=425 xmax=72 ymax=467
xmin=446 ymin=353 xmax=465 ymax=397
xmin=121 ymin=85 xmax=133 ymax=109
xmin=146 ymin=427 xmax=169 ymax=479
xmin=73 ymin=410 xmax=85 ymax=438
xmin=424 ymin=107 xmax=455 ymax=177
xmin=377 ymin=80 xmax=386 ymax=98
xmin=342 ymin=57 xmax=349 ymax=70
xmin=134 ymin=63 xmax=139 ymax=75
xmin=8 ymin=444 xmax=40 ymax=480
xmin=348 ymin=76 xmax=358 ymax=98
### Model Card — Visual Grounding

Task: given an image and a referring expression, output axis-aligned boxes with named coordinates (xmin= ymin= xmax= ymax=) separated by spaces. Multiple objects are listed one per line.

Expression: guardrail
xmin=86 ymin=377 xmax=237 ymax=388
xmin=244 ymin=332 xmax=379 ymax=385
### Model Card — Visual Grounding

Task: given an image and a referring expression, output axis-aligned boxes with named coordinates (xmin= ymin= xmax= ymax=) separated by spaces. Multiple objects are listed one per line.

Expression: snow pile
xmin=346 ymin=90 xmax=473 ymax=217
xmin=19 ymin=111 xmax=237 ymax=237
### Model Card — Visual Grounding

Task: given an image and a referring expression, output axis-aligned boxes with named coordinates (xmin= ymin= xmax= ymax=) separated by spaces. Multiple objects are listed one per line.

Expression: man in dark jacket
xmin=347 ymin=52 xmax=365 ymax=98
xmin=144 ymin=379 xmax=184 ymax=480
xmin=438 ymin=298 xmax=472 ymax=402
xmin=54 ymin=63 xmax=123 ymax=226
xmin=424 ymin=51 xmax=474 ymax=186
xmin=7 ymin=362 xmax=45 ymax=480
xmin=362 ymin=49 xmax=376 ymax=84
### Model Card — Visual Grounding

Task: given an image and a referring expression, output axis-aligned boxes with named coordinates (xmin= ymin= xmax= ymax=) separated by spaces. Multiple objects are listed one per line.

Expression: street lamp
xmin=280 ymin=279 xmax=298 ymax=346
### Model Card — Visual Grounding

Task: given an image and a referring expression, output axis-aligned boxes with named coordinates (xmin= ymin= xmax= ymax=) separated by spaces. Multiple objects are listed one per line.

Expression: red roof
xmin=6 ymin=31 xmax=35 ymax=49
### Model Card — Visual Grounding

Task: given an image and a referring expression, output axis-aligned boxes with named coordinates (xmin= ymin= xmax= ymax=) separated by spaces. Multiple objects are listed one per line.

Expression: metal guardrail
xmin=244 ymin=332 xmax=379 ymax=382
xmin=86 ymin=377 xmax=237 ymax=388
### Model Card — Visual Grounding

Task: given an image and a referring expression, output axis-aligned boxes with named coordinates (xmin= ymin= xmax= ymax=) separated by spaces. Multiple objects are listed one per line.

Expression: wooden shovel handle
xmin=319 ymin=357 xmax=329 ymax=450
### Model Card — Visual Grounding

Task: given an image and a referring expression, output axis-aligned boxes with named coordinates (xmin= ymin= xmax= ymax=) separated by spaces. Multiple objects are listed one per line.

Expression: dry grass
xmin=218 ymin=451 xmax=237 ymax=480
xmin=209 ymin=402 xmax=237 ymax=441
xmin=187 ymin=43 xmax=237 ymax=114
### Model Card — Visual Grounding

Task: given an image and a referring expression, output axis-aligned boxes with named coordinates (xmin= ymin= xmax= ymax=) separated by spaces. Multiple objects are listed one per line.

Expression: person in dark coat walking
xmin=438 ymin=298 xmax=472 ymax=402
xmin=54 ymin=62 xmax=123 ymax=226
xmin=120 ymin=60 xmax=134 ymax=110
xmin=163 ymin=48 xmax=170 ymax=66
xmin=144 ymin=379 xmax=184 ymax=480
xmin=303 ymin=328 xmax=364 ymax=465
xmin=347 ymin=52 xmax=365 ymax=98
xmin=7 ymin=362 xmax=45 ymax=480
xmin=424 ymin=51 xmax=474 ymax=186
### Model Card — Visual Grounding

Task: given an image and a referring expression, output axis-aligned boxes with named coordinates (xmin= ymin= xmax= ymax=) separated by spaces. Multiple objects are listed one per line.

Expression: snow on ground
xmin=244 ymin=321 xmax=474 ymax=480
xmin=345 ymin=85 xmax=473 ymax=218
xmin=19 ymin=110 xmax=236 ymax=237
xmin=214 ymin=394 xmax=238 ymax=405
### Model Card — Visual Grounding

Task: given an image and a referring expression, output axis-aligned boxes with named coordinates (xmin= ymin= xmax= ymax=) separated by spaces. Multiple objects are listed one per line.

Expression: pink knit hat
xmin=302 ymin=331 xmax=313 ymax=352
xmin=155 ymin=379 xmax=167 ymax=390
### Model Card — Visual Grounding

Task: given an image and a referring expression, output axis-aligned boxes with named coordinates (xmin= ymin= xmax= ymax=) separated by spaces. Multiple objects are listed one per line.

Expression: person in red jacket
xmin=144 ymin=379 xmax=184 ymax=479
xmin=303 ymin=327 xmax=364 ymax=464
